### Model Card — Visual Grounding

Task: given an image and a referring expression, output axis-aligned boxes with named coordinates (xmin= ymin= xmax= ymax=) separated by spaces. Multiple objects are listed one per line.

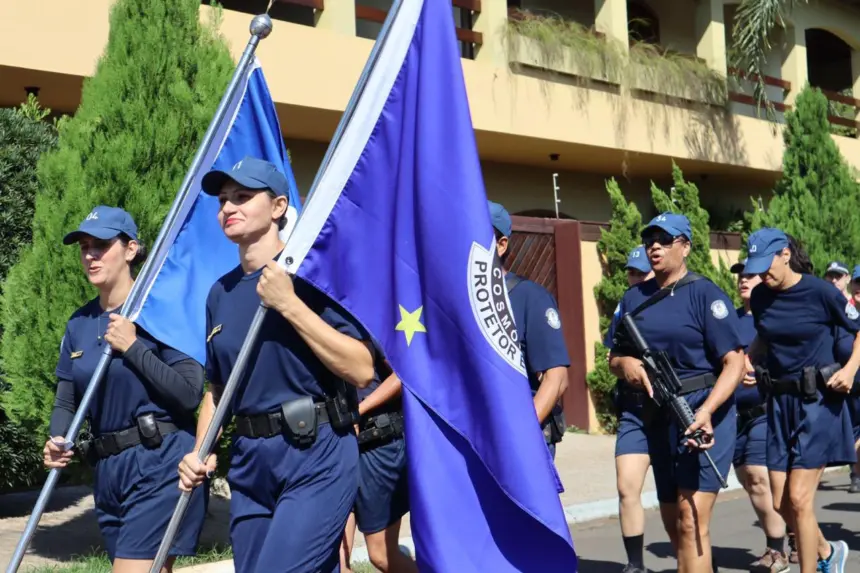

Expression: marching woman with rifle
xmin=609 ymin=213 xmax=745 ymax=573
xmin=744 ymin=229 xmax=856 ymax=573
xmin=43 ymin=206 xmax=208 ymax=573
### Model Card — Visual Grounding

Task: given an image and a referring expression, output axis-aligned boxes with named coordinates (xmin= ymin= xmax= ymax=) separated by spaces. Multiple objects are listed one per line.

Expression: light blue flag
xmin=281 ymin=0 xmax=577 ymax=570
xmin=129 ymin=57 xmax=302 ymax=364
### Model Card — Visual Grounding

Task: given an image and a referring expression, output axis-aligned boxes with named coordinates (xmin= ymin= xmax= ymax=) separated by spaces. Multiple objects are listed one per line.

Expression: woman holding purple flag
xmin=175 ymin=157 xmax=375 ymax=573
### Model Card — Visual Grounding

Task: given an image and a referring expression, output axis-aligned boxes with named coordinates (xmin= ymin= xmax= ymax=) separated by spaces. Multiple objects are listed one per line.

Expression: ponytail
xmin=785 ymin=233 xmax=813 ymax=275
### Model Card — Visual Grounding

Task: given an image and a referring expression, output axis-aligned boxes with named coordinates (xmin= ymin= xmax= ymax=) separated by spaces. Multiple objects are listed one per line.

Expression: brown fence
xmin=505 ymin=216 xmax=589 ymax=430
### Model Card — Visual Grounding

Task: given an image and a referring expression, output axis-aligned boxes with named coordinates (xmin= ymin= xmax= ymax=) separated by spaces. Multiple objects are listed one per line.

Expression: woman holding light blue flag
xmin=44 ymin=206 xmax=208 ymax=573
xmin=176 ymin=157 xmax=375 ymax=573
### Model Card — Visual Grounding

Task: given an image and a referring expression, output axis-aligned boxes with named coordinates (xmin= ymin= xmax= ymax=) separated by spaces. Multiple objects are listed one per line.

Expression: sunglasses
xmin=641 ymin=231 xmax=678 ymax=247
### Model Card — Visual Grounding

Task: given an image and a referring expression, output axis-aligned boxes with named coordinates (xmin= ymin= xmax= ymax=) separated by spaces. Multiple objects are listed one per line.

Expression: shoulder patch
xmin=70 ymin=351 xmax=83 ymax=359
xmin=847 ymin=302 xmax=859 ymax=321
xmin=207 ymin=324 xmax=223 ymax=343
xmin=545 ymin=308 xmax=561 ymax=329
xmin=710 ymin=300 xmax=729 ymax=320
xmin=613 ymin=303 xmax=621 ymax=317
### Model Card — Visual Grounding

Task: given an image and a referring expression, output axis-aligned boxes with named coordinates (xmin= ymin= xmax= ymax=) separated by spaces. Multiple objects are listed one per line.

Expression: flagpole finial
xmin=250 ymin=14 xmax=273 ymax=39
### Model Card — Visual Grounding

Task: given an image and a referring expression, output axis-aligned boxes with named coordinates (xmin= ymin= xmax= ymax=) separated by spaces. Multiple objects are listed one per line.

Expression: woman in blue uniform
xmin=43 ymin=205 xmax=207 ymax=573
xmin=605 ymin=245 xmax=659 ymax=573
xmin=609 ymin=213 xmax=745 ymax=572
xmin=340 ymin=362 xmax=416 ymax=573
xmin=176 ymin=157 xmax=375 ymax=573
xmin=730 ymin=258 xmax=789 ymax=572
xmin=744 ymin=229 xmax=856 ymax=573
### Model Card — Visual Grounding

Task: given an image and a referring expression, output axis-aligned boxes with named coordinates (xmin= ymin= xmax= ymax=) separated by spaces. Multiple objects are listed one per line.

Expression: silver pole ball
xmin=250 ymin=14 xmax=273 ymax=39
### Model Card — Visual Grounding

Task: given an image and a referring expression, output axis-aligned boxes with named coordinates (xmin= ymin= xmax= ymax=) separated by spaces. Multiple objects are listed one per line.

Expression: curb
xmin=184 ymin=467 xmax=849 ymax=570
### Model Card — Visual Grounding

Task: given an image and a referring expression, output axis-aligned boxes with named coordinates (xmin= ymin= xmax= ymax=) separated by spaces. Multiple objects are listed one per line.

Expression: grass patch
xmin=24 ymin=544 xmax=233 ymax=572
xmin=504 ymin=9 xmax=729 ymax=108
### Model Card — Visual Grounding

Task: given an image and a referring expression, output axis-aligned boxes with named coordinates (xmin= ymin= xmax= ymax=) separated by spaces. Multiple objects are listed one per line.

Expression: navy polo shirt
xmin=613 ymin=275 xmax=743 ymax=378
xmin=734 ymin=308 xmax=762 ymax=409
xmin=751 ymin=275 xmax=860 ymax=379
xmin=505 ymin=273 xmax=570 ymax=392
xmin=55 ymin=298 xmax=190 ymax=435
xmin=205 ymin=264 xmax=366 ymax=417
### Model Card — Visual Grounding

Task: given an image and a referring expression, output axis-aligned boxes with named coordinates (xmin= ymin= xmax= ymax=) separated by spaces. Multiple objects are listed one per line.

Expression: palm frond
xmin=730 ymin=0 xmax=805 ymax=121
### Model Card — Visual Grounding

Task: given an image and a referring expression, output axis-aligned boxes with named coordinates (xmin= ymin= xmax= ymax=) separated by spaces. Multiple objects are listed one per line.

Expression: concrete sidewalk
xmin=1 ymin=433 xmax=849 ymax=571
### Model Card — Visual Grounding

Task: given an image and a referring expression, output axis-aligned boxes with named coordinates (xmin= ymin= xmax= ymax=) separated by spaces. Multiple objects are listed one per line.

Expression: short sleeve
xmin=320 ymin=302 xmax=365 ymax=340
xmin=604 ymin=300 xmax=624 ymax=350
xmin=834 ymin=326 xmax=855 ymax=365
xmin=204 ymin=293 xmax=223 ymax=387
xmin=55 ymin=326 xmax=74 ymax=381
xmin=823 ymin=283 xmax=860 ymax=334
xmin=699 ymin=282 xmax=743 ymax=362
xmin=524 ymin=284 xmax=571 ymax=373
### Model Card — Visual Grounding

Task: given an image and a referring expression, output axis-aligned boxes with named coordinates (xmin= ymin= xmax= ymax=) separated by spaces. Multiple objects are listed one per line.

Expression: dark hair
xmin=119 ymin=233 xmax=147 ymax=271
xmin=785 ymin=233 xmax=813 ymax=275
xmin=493 ymin=228 xmax=510 ymax=263
xmin=266 ymin=190 xmax=288 ymax=231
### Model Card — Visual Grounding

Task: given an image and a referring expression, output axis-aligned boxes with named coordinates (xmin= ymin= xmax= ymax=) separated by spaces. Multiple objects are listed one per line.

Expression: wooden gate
xmin=504 ymin=216 xmax=589 ymax=431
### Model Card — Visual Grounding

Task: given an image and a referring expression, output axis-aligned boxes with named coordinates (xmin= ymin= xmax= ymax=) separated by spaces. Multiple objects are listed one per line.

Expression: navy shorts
xmin=654 ymin=388 xmax=736 ymax=503
xmin=227 ymin=423 xmax=359 ymax=573
xmin=848 ymin=396 xmax=860 ymax=442
xmin=93 ymin=430 xmax=208 ymax=561
xmin=733 ymin=414 xmax=767 ymax=468
xmin=614 ymin=407 xmax=668 ymax=458
xmin=767 ymin=390 xmax=855 ymax=472
xmin=354 ymin=437 xmax=409 ymax=534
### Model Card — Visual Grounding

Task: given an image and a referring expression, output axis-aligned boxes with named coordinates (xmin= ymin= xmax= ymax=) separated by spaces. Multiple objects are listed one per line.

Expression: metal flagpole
xmin=4 ymin=13 xmax=274 ymax=573
xmin=148 ymin=1 xmax=407 ymax=570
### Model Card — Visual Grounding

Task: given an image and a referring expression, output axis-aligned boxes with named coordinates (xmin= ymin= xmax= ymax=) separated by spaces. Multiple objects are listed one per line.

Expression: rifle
xmin=620 ymin=314 xmax=729 ymax=489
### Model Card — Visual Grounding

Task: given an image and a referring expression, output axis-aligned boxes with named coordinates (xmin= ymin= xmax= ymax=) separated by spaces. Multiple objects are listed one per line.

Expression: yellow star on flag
xmin=395 ymin=304 xmax=427 ymax=346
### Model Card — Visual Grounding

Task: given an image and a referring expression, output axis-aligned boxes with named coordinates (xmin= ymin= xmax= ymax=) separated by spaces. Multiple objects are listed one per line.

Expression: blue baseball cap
xmin=641 ymin=212 xmax=692 ymax=243
xmin=63 ymin=206 xmax=138 ymax=245
xmin=852 ymin=265 xmax=860 ymax=281
xmin=625 ymin=245 xmax=651 ymax=273
xmin=730 ymin=258 xmax=747 ymax=274
xmin=201 ymin=156 xmax=291 ymax=198
xmin=743 ymin=228 xmax=789 ymax=274
xmin=824 ymin=261 xmax=850 ymax=277
xmin=488 ymin=201 xmax=512 ymax=237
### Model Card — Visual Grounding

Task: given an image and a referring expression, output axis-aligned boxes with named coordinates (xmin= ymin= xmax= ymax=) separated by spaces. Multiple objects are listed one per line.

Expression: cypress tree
xmin=0 ymin=0 xmax=235 ymax=434
xmin=651 ymin=163 xmax=738 ymax=304
xmin=586 ymin=178 xmax=643 ymax=432
xmin=0 ymin=98 xmax=59 ymax=491
xmin=748 ymin=86 xmax=860 ymax=273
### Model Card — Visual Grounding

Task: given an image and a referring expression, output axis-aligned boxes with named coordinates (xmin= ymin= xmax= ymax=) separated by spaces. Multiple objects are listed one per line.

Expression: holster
xmin=357 ymin=411 xmax=405 ymax=449
xmin=281 ymin=396 xmax=319 ymax=448
xmin=326 ymin=383 xmax=360 ymax=432
xmin=136 ymin=413 xmax=163 ymax=450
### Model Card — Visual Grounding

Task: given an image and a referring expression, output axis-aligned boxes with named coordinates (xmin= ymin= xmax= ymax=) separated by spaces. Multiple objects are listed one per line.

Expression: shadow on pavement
xmin=819 ymin=521 xmax=860 ymax=553
xmin=822 ymin=501 xmax=860 ymax=513
xmin=0 ymin=485 xmax=91 ymax=519
xmin=574 ymin=558 xmax=675 ymax=573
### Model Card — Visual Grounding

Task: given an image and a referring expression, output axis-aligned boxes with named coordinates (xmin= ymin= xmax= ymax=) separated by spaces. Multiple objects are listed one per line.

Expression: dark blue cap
xmin=63 ymin=205 xmax=138 ymax=245
xmin=730 ymin=258 xmax=747 ymax=274
xmin=825 ymin=261 xmax=850 ymax=277
xmin=743 ymin=228 xmax=789 ymax=274
xmin=625 ymin=246 xmax=651 ymax=273
xmin=488 ymin=201 xmax=512 ymax=237
xmin=641 ymin=212 xmax=692 ymax=243
xmin=852 ymin=265 xmax=860 ymax=281
xmin=201 ymin=156 xmax=291 ymax=198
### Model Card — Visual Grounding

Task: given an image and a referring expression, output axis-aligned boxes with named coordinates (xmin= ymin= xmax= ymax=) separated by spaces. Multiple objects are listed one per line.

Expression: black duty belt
xmin=357 ymin=411 xmax=404 ymax=448
xmin=92 ymin=419 xmax=178 ymax=460
xmin=678 ymin=373 xmax=717 ymax=395
xmin=738 ymin=403 xmax=766 ymax=428
xmin=235 ymin=402 xmax=330 ymax=440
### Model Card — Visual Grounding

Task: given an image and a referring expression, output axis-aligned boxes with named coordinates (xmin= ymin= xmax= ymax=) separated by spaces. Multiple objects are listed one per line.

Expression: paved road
xmin=570 ymin=473 xmax=860 ymax=572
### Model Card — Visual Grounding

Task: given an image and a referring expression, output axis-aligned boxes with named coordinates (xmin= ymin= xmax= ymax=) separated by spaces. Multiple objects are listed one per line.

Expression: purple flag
xmin=282 ymin=0 xmax=577 ymax=570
